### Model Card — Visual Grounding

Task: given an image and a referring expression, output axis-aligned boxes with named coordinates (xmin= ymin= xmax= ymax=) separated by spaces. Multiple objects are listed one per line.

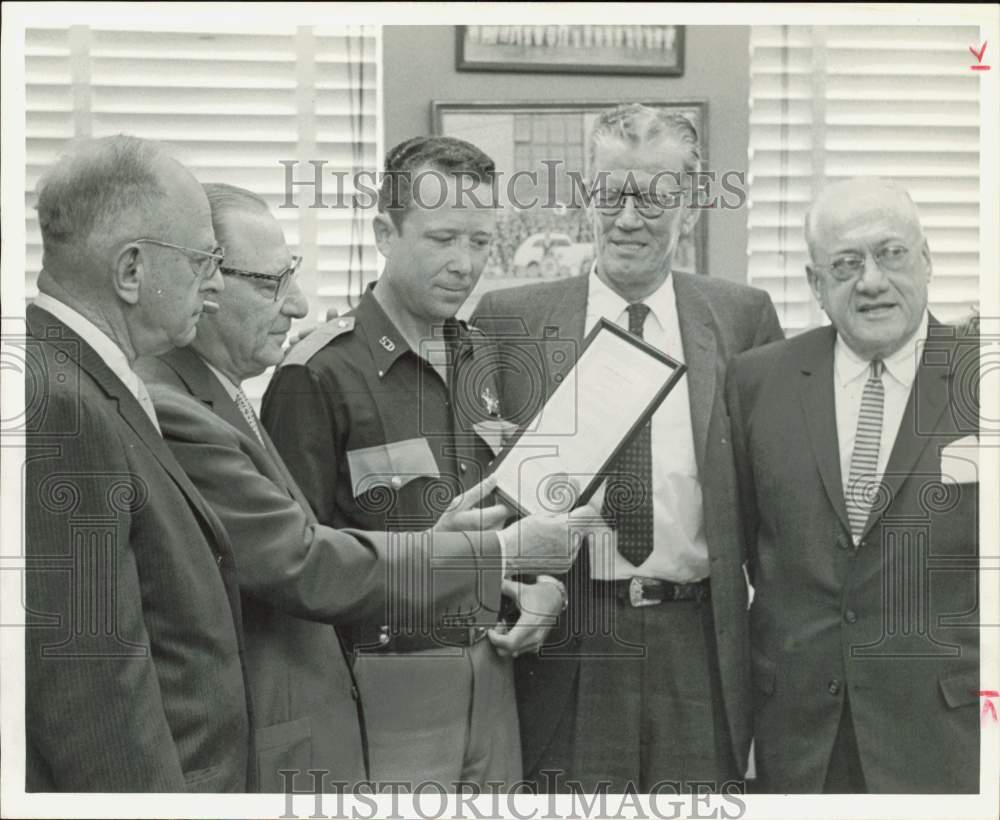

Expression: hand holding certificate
xmin=490 ymin=319 xmax=686 ymax=516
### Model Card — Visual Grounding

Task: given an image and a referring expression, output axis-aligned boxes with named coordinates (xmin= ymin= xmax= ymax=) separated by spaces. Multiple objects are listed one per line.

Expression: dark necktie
xmin=602 ymin=302 xmax=654 ymax=567
xmin=844 ymin=359 xmax=885 ymax=543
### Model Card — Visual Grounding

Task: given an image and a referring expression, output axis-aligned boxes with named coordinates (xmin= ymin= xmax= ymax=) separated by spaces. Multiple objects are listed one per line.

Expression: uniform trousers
xmin=531 ymin=583 xmax=736 ymax=793
xmin=353 ymin=639 xmax=521 ymax=790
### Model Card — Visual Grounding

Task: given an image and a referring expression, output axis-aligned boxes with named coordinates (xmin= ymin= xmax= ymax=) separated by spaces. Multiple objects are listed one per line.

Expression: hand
xmin=499 ymin=503 xmax=599 ymax=574
xmin=489 ymin=576 xmax=566 ymax=658
xmin=433 ymin=474 xmax=510 ymax=532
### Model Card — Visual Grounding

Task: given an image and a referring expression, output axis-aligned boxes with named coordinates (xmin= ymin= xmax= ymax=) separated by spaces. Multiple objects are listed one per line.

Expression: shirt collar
xmin=834 ymin=310 xmax=929 ymax=388
xmin=33 ymin=292 xmax=137 ymax=391
xmin=360 ymin=284 xmax=470 ymax=378
xmin=585 ymin=264 xmax=677 ymax=335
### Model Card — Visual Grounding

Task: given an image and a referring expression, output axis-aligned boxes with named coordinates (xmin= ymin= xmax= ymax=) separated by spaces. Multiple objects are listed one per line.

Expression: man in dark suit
xmin=24 ymin=135 xmax=253 ymax=791
xmin=472 ymin=103 xmax=783 ymax=792
xmin=138 ymin=182 xmax=581 ymax=791
xmin=727 ymin=177 xmax=980 ymax=793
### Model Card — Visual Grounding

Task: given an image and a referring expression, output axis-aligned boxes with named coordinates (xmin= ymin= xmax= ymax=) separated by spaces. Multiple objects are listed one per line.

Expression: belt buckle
xmin=629 ymin=576 xmax=662 ymax=608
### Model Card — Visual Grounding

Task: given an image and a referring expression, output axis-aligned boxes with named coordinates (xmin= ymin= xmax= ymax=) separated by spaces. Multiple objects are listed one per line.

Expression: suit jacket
xmin=137 ymin=346 xmax=504 ymax=789
xmin=726 ymin=320 xmax=980 ymax=792
xmin=24 ymin=305 xmax=252 ymax=792
xmin=471 ymin=271 xmax=783 ymax=776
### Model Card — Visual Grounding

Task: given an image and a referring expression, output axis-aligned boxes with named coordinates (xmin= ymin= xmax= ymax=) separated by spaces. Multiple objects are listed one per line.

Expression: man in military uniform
xmin=262 ymin=136 xmax=566 ymax=788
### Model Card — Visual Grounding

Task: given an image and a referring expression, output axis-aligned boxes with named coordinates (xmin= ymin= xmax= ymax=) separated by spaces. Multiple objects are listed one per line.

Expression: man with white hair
xmin=727 ymin=177 xmax=980 ymax=792
xmin=24 ymin=135 xmax=253 ymax=791
xmin=472 ymin=103 xmax=783 ymax=792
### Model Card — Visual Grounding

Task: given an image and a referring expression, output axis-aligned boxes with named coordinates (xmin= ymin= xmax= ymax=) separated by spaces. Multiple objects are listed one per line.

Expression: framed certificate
xmin=490 ymin=318 xmax=686 ymax=516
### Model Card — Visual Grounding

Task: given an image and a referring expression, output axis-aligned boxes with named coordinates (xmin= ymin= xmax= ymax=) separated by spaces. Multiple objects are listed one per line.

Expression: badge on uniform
xmin=379 ymin=335 xmax=396 ymax=352
xmin=480 ymin=384 xmax=500 ymax=417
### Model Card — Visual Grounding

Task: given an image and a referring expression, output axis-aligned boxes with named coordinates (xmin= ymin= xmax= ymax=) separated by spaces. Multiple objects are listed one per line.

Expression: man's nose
xmin=614 ymin=198 xmax=644 ymax=230
xmin=202 ymin=264 xmax=225 ymax=294
xmin=855 ymin=250 xmax=889 ymax=293
xmin=280 ymin=280 xmax=309 ymax=319
xmin=448 ymin=241 xmax=474 ymax=276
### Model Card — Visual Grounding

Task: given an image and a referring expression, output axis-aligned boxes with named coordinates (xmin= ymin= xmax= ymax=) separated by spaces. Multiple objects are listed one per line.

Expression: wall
xmin=382 ymin=25 xmax=751 ymax=283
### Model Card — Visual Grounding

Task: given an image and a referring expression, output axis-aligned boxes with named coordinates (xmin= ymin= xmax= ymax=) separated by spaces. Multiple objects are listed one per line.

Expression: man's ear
xmin=920 ymin=237 xmax=932 ymax=282
xmin=373 ymin=213 xmax=400 ymax=257
xmin=112 ymin=245 xmax=143 ymax=306
xmin=806 ymin=264 xmax=823 ymax=308
xmin=680 ymin=203 xmax=700 ymax=237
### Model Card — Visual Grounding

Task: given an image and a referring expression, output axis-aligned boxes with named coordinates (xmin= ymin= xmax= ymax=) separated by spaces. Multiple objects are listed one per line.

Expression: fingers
xmin=477 ymin=503 xmax=512 ymax=531
xmin=487 ymin=625 xmax=543 ymax=658
xmin=445 ymin=474 xmax=499 ymax=513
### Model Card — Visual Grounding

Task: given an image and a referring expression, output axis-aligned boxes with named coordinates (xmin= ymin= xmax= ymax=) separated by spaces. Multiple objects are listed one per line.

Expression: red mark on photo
xmin=969 ymin=41 xmax=990 ymax=71
xmin=977 ymin=690 xmax=998 ymax=725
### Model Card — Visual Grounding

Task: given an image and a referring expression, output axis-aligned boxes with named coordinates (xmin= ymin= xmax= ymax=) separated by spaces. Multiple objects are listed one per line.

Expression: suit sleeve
xmin=25 ymin=398 xmax=185 ymax=791
xmin=261 ymin=363 xmax=341 ymax=526
xmin=153 ymin=388 xmax=502 ymax=628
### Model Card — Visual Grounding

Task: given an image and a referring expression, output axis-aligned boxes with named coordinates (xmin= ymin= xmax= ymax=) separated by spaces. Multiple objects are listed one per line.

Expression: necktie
xmin=235 ymin=387 xmax=265 ymax=446
xmin=602 ymin=302 xmax=654 ymax=567
xmin=132 ymin=372 xmax=162 ymax=434
xmin=844 ymin=359 xmax=885 ymax=543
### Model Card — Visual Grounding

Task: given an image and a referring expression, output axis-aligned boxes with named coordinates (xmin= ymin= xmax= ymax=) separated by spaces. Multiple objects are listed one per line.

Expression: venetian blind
xmin=25 ymin=24 xmax=380 ymax=400
xmin=747 ymin=25 xmax=981 ymax=333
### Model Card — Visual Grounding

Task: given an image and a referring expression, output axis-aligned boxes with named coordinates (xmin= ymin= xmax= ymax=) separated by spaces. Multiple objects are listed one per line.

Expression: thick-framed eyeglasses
xmin=134 ymin=238 xmax=225 ymax=281
xmin=819 ymin=244 xmax=912 ymax=282
xmin=594 ymin=188 xmax=688 ymax=220
xmin=220 ymin=255 xmax=302 ymax=302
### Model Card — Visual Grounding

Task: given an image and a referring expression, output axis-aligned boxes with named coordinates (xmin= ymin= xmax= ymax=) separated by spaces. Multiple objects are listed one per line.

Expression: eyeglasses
xmin=818 ymin=244 xmax=912 ymax=282
xmin=220 ymin=255 xmax=302 ymax=302
xmin=134 ymin=238 xmax=225 ymax=281
xmin=594 ymin=188 xmax=688 ymax=220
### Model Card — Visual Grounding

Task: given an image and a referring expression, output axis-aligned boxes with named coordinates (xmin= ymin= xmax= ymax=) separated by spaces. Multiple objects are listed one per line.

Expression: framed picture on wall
xmin=432 ymin=100 xmax=707 ymax=313
xmin=456 ymin=25 xmax=684 ymax=75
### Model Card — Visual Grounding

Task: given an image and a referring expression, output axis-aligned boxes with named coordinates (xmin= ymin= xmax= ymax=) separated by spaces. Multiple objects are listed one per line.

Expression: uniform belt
xmin=347 ymin=622 xmax=490 ymax=654
xmin=596 ymin=575 xmax=711 ymax=607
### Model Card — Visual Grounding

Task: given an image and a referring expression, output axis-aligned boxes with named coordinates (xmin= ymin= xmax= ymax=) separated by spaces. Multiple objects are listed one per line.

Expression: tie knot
xmin=869 ymin=359 xmax=884 ymax=380
xmin=627 ymin=302 xmax=651 ymax=337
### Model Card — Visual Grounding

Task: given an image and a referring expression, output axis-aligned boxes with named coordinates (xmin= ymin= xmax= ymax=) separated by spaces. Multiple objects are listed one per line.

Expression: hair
xmin=377 ymin=135 xmax=496 ymax=229
xmin=35 ymin=134 xmax=170 ymax=264
xmin=588 ymin=103 xmax=702 ymax=176
xmin=202 ymin=182 xmax=271 ymax=247
xmin=804 ymin=177 xmax=923 ymax=260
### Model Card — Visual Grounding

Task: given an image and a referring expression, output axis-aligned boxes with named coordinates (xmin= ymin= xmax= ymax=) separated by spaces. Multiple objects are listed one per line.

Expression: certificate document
xmin=490 ymin=318 xmax=686 ymax=516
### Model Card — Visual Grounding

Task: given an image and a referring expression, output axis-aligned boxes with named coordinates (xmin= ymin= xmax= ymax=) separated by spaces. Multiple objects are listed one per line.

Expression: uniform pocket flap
xmin=347 ymin=437 xmax=440 ymax=497
xmin=256 ymin=716 xmax=313 ymax=750
xmin=938 ymin=670 xmax=979 ymax=709
xmin=751 ymin=647 xmax=777 ymax=695
xmin=472 ymin=418 xmax=519 ymax=455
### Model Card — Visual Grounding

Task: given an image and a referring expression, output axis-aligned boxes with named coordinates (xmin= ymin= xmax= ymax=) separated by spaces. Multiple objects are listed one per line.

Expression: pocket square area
xmin=940 ymin=435 xmax=979 ymax=485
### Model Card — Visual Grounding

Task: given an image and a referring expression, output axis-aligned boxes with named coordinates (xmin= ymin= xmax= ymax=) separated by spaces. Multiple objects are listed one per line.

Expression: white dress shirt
xmin=585 ymin=270 xmax=709 ymax=583
xmin=33 ymin=292 xmax=161 ymax=433
xmin=834 ymin=312 xmax=928 ymax=492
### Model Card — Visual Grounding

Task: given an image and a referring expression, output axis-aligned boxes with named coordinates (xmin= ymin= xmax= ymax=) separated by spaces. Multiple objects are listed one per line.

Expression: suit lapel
xmin=27 ymin=306 xmax=233 ymax=550
xmin=541 ymin=275 xmax=588 ymax=397
xmin=860 ymin=327 xmax=953 ymax=539
xmin=796 ymin=326 xmax=852 ymax=534
xmin=673 ymin=273 xmax=718 ymax=473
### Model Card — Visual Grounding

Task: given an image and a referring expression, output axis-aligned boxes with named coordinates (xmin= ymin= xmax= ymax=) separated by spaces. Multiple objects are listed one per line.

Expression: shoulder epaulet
xmin=279 ymin=315 xmax=356 ymax=368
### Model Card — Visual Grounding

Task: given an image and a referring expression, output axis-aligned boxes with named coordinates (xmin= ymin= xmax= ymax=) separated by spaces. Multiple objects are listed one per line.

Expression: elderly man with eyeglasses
xmin=136 ymin=182 xmax=583 ymax=792
xmin=24 ymin=136 xmax=255 ymax=791
xmin=726 ymin=177 xmax=980 ymax=793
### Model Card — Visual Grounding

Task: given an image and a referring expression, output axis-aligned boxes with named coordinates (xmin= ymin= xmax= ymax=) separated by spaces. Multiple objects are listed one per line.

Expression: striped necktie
xmin=844 ymin=359 xmax=885 ymax=543
xmin=234 ymin=387 xmax=265 ymax=446
xmin=602 ymin=302 xmax=655 ymax=567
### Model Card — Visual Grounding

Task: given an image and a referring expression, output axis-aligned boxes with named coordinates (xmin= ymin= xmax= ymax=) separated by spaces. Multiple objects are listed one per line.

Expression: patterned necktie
xmin=235 ymin=387 xmax=265 ymax=446
xmin=844 ymin=359 xmax=885 ymax=543
xmin=602 ymin=302 xmax=654 ymax=567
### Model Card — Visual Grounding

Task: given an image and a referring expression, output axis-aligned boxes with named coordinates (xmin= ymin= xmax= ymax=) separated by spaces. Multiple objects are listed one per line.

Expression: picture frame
xmin=432 ymin=100 xmax=708 ymax=312
xmin=456 ymin=25 xmax=685 ymax=75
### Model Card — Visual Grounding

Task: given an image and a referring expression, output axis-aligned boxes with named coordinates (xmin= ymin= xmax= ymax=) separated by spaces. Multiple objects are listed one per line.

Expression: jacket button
xmin=378 ymin=626 xmax=390 ymax=646
xmin=459 ymin=462 xmax=467 ymax=474
xmin=828 ymin=678 xmax=841 ymax=695
xmin=390 ymin=476 xmax=402 ymax=489
xmin=845 ymin=609 xmax=857 ymax=624
xmin=836 ymin=534 xmax=850 ymax=551
xmin=216 ymin=554 xmax=223 ymax=567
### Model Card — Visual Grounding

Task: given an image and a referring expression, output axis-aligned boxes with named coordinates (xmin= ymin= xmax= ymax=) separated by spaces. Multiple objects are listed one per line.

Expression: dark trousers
xmin=530 ymin=584 xmax=737 ymax=793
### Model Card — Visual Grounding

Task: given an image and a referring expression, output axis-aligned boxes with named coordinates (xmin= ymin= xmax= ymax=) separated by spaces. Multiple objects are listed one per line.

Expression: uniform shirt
xmin=33 ymin=292 xmax=161 ymax=433
xmin=262 ymin=285 xmax=507 ymax=534
xmin=834 ymin=311 xmax=928 ymax=490
xmin=584 ymin=269 xmax=709 ymax=584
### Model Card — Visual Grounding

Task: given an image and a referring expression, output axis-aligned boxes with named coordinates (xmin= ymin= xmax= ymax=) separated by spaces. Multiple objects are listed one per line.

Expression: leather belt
xmin=597 ymin=576 xmax=711 ymax=607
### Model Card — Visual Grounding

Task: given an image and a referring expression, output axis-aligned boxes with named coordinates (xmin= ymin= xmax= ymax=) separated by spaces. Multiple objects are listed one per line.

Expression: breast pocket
xmin=347 ymin=437 xmax=442 ymax=516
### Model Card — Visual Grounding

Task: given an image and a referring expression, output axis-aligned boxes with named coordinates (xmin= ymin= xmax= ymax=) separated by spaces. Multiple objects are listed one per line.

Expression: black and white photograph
xmin=1 ymin=4 xmax=997 ymax=820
